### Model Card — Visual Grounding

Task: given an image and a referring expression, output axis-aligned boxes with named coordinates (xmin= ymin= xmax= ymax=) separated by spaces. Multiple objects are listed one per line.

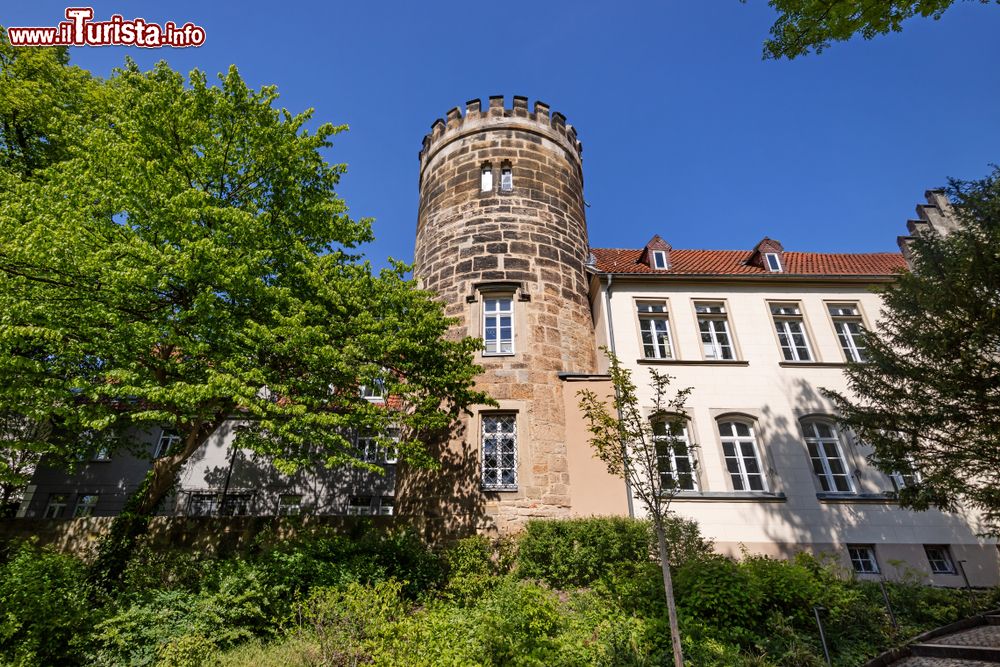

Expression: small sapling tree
xmin=577 ymin=348 xmax=695 ymax=667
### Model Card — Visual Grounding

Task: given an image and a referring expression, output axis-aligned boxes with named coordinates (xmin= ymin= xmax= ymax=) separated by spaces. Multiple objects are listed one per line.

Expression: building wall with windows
xmin=18 ymin=419 xmax=396 ymax=519
xmin=585 ymin=244 xmax=998 ymax=587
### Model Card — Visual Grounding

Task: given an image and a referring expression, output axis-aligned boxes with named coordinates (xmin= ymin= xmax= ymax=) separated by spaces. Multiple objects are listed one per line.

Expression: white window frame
xmin=44 ymin=493 xmax=68 ymax=518
xmin=188 ymin=493 xmax=218 ymax=516
xmin=718 ymin=420 xmax=768 ymax=492
xmin=277 ymin=494 xmax=302 ymax=516
xmin=482 ymin=295 xmax=514 ymax=356
xmin=73 ymin=494 xmax=99 ymax=517
xmin=765 ymin=252 xmax=782 ymax=272
xmin=356 ymin=427 xmax=399 ymax=464
xmin=828 ymin=303 xmax=867 ymax=362
xmin=924 ymin=545 xmax=957 ymax=575
xmin=480 ymin=164 xmax=493 ymax=192
xmin=378 ymin=495 xmax=395 ymax=516
xmin=771 ymin=303 xmax=813 ymax=362
xmin=637 ymin=301 xmax=673 ymax=360
xmin=651 ymin=250 xmax=668 ymax=270
xmin=653 ymin=420 xmax=696 ymax=491
xmin=890 ymin=467 xmax=921 ymax=491
xmin=360 ymin=379 xmax=385 ymax=401
xmin=155 ymin=430 xmax=182 ymax=458
xmin=803 ymin=420 xmax=854 ymax=493
xmin=347 ymin=495 xmax=373 ymax=516
xmin=481 ymin=413 xmax=517 ymax=491
xmin=695 ymin=302 xmax=735 ymax=360
xmin=847 ymin=544 xmax=880 ymax=574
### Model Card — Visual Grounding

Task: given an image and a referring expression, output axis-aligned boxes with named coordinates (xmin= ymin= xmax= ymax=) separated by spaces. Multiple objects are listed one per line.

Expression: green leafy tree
xmin=0 ymin=49 xmax=490 ymax=583
xmin=577 ymin=349 xmax=695 ymax=667
xmin=825 ymin=168 xmax=1000 ymax=534
xmin=758 ymin=1 xmax=997 ymax=60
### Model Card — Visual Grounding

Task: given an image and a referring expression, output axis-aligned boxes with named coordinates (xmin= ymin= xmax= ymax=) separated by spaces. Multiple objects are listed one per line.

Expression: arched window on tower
xmin=481 ymin=163 xmax=493 ymax=192
xmin=500 ymin=161 xmax=513 ymax=192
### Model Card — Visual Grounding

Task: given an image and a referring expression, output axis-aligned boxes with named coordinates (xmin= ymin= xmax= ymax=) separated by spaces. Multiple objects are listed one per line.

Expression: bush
xmin=517 ymin=516 xmax=709 ymax=589
xmin=297 ymin=580 xmax=404 ymax=666
xmin=0 ymin=542 xmax=100 ymax=666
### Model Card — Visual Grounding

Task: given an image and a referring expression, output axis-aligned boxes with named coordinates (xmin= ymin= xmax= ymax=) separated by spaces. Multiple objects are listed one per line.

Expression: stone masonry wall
xmin=401 ymin=96 xmax=598 ymax=533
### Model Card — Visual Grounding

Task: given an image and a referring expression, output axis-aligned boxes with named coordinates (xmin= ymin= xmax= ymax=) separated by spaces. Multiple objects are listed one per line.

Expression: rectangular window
xmin=765 ymin=253 xmax=782 ymax=272
xmin=188 ymin=493 xmax=217 ymax=516
xmin=771 ymin=303 xmax=813 ymax=361
xmin=278 ymin=494 xmax=302 ymax=516
xmin=847 ymin=545 xmax=880 ymax=574
xmin=500 ymin=166 xmax=513 ymax=192
xmin=924 ymin=545 xmax=957 ymax=574
xmin=652 ymin=250 xmax=668 ymax=269
xmin=637 ymin=301 xmax=673 ymax=359
xmin=695 ymin=302 xmax=734 ymax=360
xmin=483 ymin=296 xmax=514 ymax=355
xmin=653 ymin=420 xmax=696 ymax=491
xmin=73 ymin=494 xmax=99 ymax=517
xmin=481 ymin=166 xmax=493 ymax=192
xmin=828 ymin=304 xmax=867 ymax=362
xmin=890 ymin=468 xmax=920 ymax=491
xmin=482 ymin=414 xmax=517 ymax=490
xmin=378 ymin=496 xmax=395 ymax=516
xmin=44 ymin=493 xmax=68 ymax=518
xmin=220 ymin=494 xmax=251 ymax=516
xmin=347 ymin=495 xmax=373 ymax=516
xmin=803 ymin=421 xmax=853 ymax=493
xmin=360 ymin=380 xmax=385 ymax=401
xmin=356 ymin=427 xmax=400 ymax=464
xmin=718 ymin=421 xmax=767 ymax=491
xmin=155 ymin=430 xmax=182 ymax=458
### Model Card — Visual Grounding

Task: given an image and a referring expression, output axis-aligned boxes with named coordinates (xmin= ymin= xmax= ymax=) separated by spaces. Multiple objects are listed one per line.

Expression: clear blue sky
xmin=5 ymin=1 xmax=1000 ymax=266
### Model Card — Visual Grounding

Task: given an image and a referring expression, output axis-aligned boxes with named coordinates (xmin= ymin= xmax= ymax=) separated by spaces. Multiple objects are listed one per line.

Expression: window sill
xmin=778 ymin=361 xmax=848 ymax=368
xmin=638 ymin=359 xmax=749 ymax=366
xmin=482 ymin=353 xmax=516 ymax=359
xmin=816 ymin=492 xmax=897 ymax=504
xmin=482 ymin=485 xmax=518 ymax=493
xmin=668 ymin=491 xmax=786 ymax=503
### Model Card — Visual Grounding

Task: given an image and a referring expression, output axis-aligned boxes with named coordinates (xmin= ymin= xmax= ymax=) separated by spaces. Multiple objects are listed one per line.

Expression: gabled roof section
xmin=590 ymin=247 xmax=906 ymax=277
xmin=638 ymin=234 xmax=672 ymax=269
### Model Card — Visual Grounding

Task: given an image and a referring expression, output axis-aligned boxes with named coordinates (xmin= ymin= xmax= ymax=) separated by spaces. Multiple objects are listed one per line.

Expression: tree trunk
xmin=89 ymin=419 xmax=219 ymax=588
xmin=656 ymin=520 xmax=684 ymax=667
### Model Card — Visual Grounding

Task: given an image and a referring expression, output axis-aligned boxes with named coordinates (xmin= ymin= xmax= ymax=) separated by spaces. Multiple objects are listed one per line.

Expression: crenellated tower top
xmin=418 ymin=95 xmax=583 ymax=187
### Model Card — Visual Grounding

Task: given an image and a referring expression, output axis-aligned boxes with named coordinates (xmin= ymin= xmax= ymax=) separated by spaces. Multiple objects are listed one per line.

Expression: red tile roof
xmin=591 ymin=248 xmax=906 ymax=277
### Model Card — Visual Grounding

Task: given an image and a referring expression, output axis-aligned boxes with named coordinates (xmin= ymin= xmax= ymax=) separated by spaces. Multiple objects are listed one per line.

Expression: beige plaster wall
xmin=596 ymin=277 xmax=999 ymax=586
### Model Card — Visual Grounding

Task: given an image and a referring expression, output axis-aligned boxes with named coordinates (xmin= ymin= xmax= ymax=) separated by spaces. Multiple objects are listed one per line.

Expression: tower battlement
xmin=419 ymin=95 xmax=582 ymax=185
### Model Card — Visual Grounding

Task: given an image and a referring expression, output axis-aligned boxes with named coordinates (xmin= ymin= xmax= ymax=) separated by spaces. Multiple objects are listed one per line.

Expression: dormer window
xmin=500 ymin=163 xmax=513 ymax=192
xmin=765 ymin=253 xmax=782 ymax=272
xmin=641 ymin=235 xmax=672 ymax=270
xmin=652 ymin=250 xmax=668 ymax=270
xmin=481 ymin=164 xmax=493 ymax=192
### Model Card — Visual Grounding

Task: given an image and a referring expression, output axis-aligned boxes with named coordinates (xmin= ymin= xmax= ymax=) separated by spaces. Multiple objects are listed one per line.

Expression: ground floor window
xmin=44 ymin=493 xmax=68 ymax=518
xmin=220 ymin=494 xmax=251 ymax=516
xmin=847 ymin=544 xmax=880 ymax=574
xmin=278 ymin=494 xmax=302 ymax=516
xmin=924 ymin=545 xmax=957 ymax=574
xmin=73 ymin=494 xmax=99 ymax=517
xmin=188 ymin=493 xmax=218 ymax=516
xmin=482 ymin=414 xmax=517 ymax=490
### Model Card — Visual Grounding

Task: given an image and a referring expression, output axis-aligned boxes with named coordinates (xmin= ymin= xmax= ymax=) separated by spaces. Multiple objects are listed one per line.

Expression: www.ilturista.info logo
xmin=7 ymin=7 xmax=206 ymax=48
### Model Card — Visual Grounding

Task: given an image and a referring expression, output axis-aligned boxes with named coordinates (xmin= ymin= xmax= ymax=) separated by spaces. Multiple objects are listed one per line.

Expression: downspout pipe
xmin=602 ymin=273 xmax=635 ymax=519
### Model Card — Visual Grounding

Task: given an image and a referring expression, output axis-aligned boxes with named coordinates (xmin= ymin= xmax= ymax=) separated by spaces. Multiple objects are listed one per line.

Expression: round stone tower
xmin=405 ymin=95 xmax=597 ymax=533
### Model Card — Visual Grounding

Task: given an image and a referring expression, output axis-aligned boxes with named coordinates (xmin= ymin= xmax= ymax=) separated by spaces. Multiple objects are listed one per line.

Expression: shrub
xmin=0 ymin=542 xmax=99 ymax=666
xmin=516 ymin=515 xmax=713 ymax=590
xmin=297 ymin=580 xmax=404 ymax=666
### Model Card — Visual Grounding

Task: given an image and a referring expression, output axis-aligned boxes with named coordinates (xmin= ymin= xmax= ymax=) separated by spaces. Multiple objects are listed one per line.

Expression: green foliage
xmin=825 ymin=169 xmax=1000 ymax=535
xmin=0 ymin=35 xmax=492 ymax=583
xmin=298 ymin=580 xmax=404 ymax=666
xmin=0 ymin=543 xmax=100 ymax=666
xmin=759 ymin=1 xmax=995 ymax=60
xmin=442 ymin=534 xmax=515 ymax=604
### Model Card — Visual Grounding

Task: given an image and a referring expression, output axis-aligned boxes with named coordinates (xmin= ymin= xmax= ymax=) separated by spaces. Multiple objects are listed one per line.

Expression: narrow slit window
xmin=500 ymin=165 xmax=513 ymax=192
xmin=481 ymin=164 xmax=493 ymax=192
